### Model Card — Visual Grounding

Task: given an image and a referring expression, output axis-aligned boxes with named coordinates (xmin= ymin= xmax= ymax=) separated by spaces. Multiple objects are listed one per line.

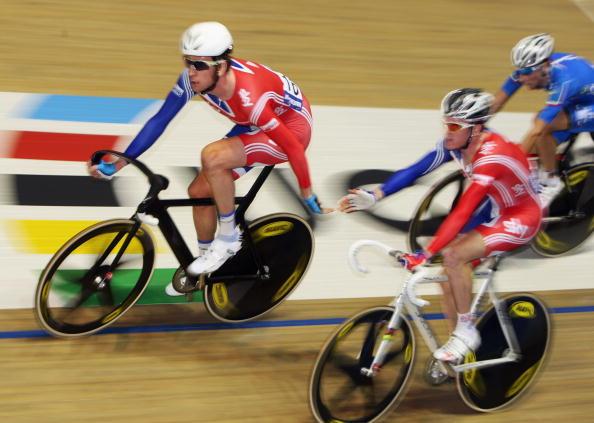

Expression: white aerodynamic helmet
xmin=511 ymin=33 xmax=554 ymax=68
xmin=441 ymin=88 xmax=494 ymax=124
xmin=180 ymin=22 xmax=233 ymax=57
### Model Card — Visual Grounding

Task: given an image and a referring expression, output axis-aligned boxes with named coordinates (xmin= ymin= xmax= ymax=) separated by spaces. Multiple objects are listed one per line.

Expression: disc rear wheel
xmin=457 ymin=294 xmax=551 ymax=411
xmin=204 ymin=213 xmax=314 ymax=322
xmin=532 ymin=163 xmax=594 ymax=256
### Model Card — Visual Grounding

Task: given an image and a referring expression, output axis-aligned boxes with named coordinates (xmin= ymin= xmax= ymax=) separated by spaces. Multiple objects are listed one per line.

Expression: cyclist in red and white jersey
xmin=341 ymin=89 xmax=542 ymax=362
xmin=88 ymin=22 xmax=330 ymax=281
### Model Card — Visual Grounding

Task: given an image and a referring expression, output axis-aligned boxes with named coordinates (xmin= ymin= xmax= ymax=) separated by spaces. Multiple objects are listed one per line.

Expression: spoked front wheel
xmin=457 ymin=294 xmax=551 ymax=412
xmin=309 ymin=306 xmax=416 ymax=423
xmin=35 ymin=219 xmax=155 ymax=337
xmin=204 ymin=213 xmax=314 ymax=322
xmin=532 ymin=163 xmax=594 ymax=256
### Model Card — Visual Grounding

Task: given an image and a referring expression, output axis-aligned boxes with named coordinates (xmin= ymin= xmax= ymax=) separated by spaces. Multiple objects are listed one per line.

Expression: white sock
xmin=539 ymin=170 xmax=559 ymax=186
xmin=455 ymin=312 xmax=475 ymax=334
xmin=198 ymin=240 xmax=212 ymax=255
xmin=218 ymin=210 xmax=238 ymax=241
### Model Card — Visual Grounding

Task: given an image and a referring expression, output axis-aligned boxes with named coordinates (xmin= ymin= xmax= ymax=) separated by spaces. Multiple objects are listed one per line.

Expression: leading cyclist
xmin=87 ymin=22 xmax=330 ymax=284
xmin=339 ymin=89 xmax=542 ymax=362
xmin=491 ymin=33 xmax=594 ymax=207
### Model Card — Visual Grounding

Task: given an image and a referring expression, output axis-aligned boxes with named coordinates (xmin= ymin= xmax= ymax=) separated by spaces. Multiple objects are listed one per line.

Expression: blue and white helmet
xmin=511 ymin=33 xmax=554 ymax=68
xmin=180 ymin=22 xmax=233 ymax=57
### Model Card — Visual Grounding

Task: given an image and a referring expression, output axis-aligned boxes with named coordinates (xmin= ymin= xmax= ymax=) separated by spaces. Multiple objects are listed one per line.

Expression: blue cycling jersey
xmin=500 ymin=52 xmax=594 ymax=126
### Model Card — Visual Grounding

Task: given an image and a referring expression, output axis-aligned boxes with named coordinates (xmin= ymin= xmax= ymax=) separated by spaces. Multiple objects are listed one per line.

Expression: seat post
xmin=235 ymin=165 xmax=274 ymax=222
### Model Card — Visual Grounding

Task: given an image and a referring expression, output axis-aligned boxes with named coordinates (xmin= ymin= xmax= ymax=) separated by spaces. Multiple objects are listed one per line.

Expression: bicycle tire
xmin=35 ymin=219 xmax=155 ymax=337
xmin=408 ymin=170 xmax=466 ymax=253
xmin=456 ymin=294 xmax=551 ymax=412
xmin=203 ymin=213 xmax=313 ymax=322
xmin=532 ymin=162 xmax=594 ymax=257
xmin=309 ymin=306 xmax=416 ymax=423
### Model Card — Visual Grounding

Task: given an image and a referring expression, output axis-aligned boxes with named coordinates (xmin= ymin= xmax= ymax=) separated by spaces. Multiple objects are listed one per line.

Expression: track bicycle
xmin=309 ymin=240 xmax=551 ymax=422
xmin=408 ymin=133 xmax=594 ymax=257
xmin=35 ymin=150 xmax=314 ymax=337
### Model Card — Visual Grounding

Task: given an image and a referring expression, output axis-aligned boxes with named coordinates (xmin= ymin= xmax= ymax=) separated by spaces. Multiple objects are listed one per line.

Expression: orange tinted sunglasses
xmin=444 ymin=122 xmax=473 ymax=132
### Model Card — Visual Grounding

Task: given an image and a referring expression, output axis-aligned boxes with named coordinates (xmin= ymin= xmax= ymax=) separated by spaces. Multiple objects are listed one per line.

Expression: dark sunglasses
xmin=183 ymin=57 xmax=223 ymax=71
xmin=512 ymin=64 xmax=541 ymax=79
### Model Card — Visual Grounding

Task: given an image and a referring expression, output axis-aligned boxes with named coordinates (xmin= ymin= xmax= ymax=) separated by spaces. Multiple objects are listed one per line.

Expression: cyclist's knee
xmin=201 ymin=140 xmax=233 ymax=172
xmin=441 ymin=247 xmax=466 ymax=269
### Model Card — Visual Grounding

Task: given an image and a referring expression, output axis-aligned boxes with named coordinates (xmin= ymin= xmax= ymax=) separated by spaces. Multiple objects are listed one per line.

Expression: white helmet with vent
xmin=511 ymin=33 xmax=554 ymax=68
xmin=441 ymin=88 xmax=494 ymax=124
xmin=180 ymin=22 xmax=233 ymax=57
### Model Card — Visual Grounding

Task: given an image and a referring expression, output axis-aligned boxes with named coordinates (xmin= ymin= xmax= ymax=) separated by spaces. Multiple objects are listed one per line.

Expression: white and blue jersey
xmin=501 ymin=52 xmax=594 ymax=142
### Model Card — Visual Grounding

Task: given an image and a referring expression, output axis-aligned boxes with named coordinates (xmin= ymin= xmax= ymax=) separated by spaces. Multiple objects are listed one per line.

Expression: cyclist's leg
xmin=188 ymin=171 xmax=217 ymax=243
xmin=536 ymin=111 xmax=570 ymax=173
xmin=439 ymin=200 xmax=492 ymax=331
xmin=187 ymin=124 xmax=255 ymax=244
xmin=434 ymin=231 xmax=486 ymax=361
xmin=200 ymin=136 xmax=247 ymax=216
xmin=441 ymin=231 xmax=486 ymax=317
xmin=186 ymin=136 xmax=246 ymax=273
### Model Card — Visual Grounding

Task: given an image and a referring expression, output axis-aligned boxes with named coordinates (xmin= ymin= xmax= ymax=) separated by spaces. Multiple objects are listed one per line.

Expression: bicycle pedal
xmin=172 ymin=267 xmax=204 ymax=293
xmin=424 ymin=357 xmax=453 ymax=386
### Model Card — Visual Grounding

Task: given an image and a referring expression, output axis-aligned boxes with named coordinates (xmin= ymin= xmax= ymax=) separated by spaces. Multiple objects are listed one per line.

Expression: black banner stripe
xmin=14 ymin=174 xmax=119 ymax=206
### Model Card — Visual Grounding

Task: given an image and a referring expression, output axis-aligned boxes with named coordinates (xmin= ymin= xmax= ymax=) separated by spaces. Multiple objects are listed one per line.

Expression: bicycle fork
xmin=360 ymin=295 xmax=411 ymax=377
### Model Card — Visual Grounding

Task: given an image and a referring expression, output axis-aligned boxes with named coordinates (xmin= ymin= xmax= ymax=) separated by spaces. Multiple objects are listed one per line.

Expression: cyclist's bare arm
xmin=490 ymin=89 xmax=511 ymax=115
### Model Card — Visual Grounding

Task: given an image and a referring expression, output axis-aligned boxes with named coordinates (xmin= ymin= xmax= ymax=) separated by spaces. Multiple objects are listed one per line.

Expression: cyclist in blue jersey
xmin=490 ymin=33 xmax=594 ymax=206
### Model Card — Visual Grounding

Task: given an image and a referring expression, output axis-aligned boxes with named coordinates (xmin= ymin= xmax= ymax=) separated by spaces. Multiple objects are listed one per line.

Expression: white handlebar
xmin=347 ymin=240 xmax=398 ymax=273
xmin=406 ymin=268 xmax=431 ymax=307
xmin=348 ymin=239 xmax=448 ymax=309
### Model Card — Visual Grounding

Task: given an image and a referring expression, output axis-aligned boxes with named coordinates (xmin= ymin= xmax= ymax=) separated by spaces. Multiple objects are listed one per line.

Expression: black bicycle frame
xmin=91 ymin=149 xmax=275 ymax=281
xmin=139 ymin=166 xmax=274 ymax=279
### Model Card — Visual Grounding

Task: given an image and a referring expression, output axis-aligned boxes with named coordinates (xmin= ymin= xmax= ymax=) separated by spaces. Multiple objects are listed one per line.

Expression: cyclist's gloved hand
xmin=304 ymin=194 xmax=323 ymax=214
xmin=397 ymin=251 xmax=428 ymax=271
xmin=338 ymin=189 xmax=376 ymax=213
xmin=95 ymin=160 xmax=117 ymax=180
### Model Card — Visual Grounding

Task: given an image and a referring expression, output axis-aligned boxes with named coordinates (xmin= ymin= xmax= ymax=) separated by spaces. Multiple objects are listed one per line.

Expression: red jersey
xmin=199 ymin=58 xmax=314 ymax=188
xmin=427 ymin=131 xmax=541 ymax=255
xmin=125 ymin=59 xmax=313 ymax=190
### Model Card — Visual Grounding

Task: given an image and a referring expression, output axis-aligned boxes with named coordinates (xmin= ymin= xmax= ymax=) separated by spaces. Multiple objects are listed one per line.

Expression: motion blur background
xmin=1 ymin=0 xmax=594 ymax=421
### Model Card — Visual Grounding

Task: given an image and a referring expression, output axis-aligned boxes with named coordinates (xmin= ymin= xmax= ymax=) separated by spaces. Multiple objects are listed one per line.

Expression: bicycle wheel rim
xmin=309 ymin=306 xmax=416 ymax=423
xmin=35 ymin=219 xmax=155 ymax=337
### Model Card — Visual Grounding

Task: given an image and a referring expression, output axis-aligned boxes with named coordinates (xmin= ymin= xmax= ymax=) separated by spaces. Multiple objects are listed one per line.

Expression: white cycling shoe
xmin=433 ymin=327 xmax=481 ymax=363
xmin=165 ymin=281 xmax=183 ymax=297
xmin=538 ymin=179 xmax=563 ymax=209
xmin=186 ymin=233 xmax=243 ymax=276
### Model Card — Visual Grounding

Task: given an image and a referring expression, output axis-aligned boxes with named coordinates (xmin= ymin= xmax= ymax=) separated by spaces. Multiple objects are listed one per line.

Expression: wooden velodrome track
xmin=2 ymin=0 xmax=594 ymax=421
